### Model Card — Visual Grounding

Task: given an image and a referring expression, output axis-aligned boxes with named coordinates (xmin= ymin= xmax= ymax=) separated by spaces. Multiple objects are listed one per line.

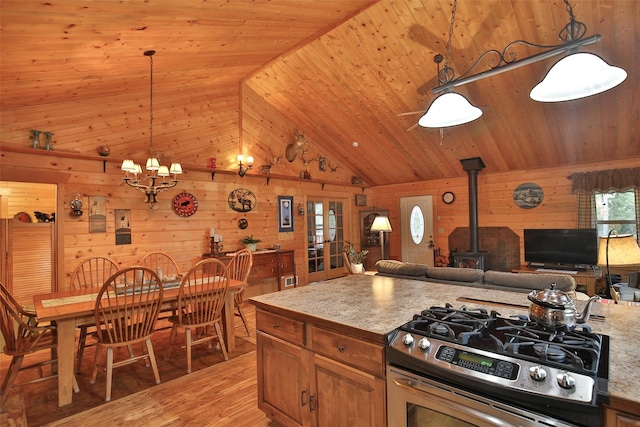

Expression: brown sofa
xmin=374 ymin=260 xmax=579 ymax=298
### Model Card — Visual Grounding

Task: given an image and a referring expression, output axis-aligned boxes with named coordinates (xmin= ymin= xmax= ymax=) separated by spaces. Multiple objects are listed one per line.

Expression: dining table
xmin=33 ymin=277 xmax=246 ymax=407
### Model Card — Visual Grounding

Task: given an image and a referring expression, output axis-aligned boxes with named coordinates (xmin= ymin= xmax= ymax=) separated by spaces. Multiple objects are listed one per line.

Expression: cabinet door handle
xmin=273 ymin=323 xmax=279 ymax=329
xmin=300 ymin=389 xmax=307 ymax=406
xmin=338 ymin=346 xmax=345 ymax=352
xmin=309 ymin=394 xmax=316 ymax=411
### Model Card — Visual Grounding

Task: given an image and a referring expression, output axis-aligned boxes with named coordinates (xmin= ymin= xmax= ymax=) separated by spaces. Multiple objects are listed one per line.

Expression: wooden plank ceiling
xmin=1 ymin=1 xmax=638 ymax=186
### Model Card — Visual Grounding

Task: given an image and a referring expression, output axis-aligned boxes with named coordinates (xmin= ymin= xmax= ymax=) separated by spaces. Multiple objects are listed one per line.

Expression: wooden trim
xmin=55 ymin=183 xmax=64 ymax=292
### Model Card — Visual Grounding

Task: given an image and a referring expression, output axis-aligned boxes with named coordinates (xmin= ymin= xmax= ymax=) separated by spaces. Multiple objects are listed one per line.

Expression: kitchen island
xmin=250 ymin=274 xmax=640 ymax=426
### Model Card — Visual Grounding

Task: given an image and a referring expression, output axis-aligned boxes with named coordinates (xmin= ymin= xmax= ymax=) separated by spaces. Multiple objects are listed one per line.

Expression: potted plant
xmin=240 ymin=235 xmax=262 ymax=252
xmin=343 ymin=241 xmax=368 ymax=274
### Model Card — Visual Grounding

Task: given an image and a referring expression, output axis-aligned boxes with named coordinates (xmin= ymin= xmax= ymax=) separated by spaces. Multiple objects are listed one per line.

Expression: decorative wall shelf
xmin=0 ymin=142 xmax=369 ymax=188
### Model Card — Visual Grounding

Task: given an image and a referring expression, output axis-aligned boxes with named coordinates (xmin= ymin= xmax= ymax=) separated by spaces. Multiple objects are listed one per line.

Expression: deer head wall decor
xmin=285 ymin=129 xmax=307 ymax=162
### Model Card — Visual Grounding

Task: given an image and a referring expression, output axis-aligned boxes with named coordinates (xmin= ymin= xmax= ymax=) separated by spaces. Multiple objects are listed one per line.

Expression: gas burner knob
xmin=401 ymin=333 xmax=415 ymax=346
xmin=417 ymin=337 xmax=431 ymax=351
xmin=529 ymin=365 xmax=547 ymax=382
xmin=556 ymin=372 xmax=576 ymax=389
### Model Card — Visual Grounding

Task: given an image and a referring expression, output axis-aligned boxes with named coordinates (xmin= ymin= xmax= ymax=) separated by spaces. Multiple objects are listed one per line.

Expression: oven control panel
xmin=437 ymin=346 xmax=519 ymax=380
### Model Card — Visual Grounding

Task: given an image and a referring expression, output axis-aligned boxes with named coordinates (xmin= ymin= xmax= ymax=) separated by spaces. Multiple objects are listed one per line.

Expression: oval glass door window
xmin=410 ymin=206 xmax=425 ymax=244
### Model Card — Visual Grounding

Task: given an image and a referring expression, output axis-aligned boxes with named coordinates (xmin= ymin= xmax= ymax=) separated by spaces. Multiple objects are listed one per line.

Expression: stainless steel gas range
xmin=386 ymin=304 xmax=609 ymax=427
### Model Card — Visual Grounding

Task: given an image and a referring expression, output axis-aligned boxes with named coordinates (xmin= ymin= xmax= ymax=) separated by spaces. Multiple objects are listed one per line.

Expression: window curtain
xmin=569 ymin=167 xmax=640 ymax=193
xmin=569 ymin=168 xmax=640 ymax=241
xmin=576 ymin=193 xmax=596 ymax=229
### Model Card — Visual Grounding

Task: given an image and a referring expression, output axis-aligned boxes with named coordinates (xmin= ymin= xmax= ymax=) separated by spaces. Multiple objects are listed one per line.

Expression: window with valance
xmin=569 ymin=167 xmax=640 ymax=241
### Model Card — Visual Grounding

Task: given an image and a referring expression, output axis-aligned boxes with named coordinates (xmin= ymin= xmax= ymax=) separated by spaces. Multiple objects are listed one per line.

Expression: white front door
xmin=400 ymin=196 xmax=434 ymax=266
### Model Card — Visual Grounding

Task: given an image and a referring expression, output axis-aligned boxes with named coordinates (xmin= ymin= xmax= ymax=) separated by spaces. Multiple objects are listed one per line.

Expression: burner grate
xmin=403 ymin=304 xmax=602 ymax=375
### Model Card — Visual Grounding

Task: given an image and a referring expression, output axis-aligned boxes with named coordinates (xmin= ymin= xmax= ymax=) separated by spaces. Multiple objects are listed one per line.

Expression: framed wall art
xmin=513 ymin=182 xmax=544 ymax=209
xmin=355 ymin=194 xmax=367 ymax=206
xmin=228 ymin=188 xmax=257 ymax=212
xmin=114 ymin=209 xmax=131 ymax=245
xmin=89 ymin=196 xmax=107 ymax=233
xmin=278 ymin=196 xmax=294 ymax=232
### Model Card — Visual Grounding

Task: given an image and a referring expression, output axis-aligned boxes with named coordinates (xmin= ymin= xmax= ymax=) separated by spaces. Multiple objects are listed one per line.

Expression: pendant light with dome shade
xmin=418 ymin=1 xmax=482 ymax=129
xmin=415 ymin=0 xmax=626 ymax=129
xmin=528 ymin=4 xmax=627 ymax=103
xmin=121 ymin=50 xmax=182 ymax=205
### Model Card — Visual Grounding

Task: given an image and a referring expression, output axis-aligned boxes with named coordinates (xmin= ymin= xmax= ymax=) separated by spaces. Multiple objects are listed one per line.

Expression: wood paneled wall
xmin=0 ymin=149 xmax=365 ymax=291
xmin=370 ymin=157 xmax=640 ymax=267
xmin=2 ymin=148 xmax=639 ymax=296
xmin=0 ymin=181 xmax=56 ymax=220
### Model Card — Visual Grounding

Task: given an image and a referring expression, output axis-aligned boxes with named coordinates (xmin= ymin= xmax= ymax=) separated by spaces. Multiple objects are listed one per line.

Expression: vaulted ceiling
xmin=1 ymin=1 xmax=638 ymax=186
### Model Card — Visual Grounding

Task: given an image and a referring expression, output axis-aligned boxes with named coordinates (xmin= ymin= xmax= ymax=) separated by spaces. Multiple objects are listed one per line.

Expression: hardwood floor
xmin=1 ymin=304 xmax=278 ymax=426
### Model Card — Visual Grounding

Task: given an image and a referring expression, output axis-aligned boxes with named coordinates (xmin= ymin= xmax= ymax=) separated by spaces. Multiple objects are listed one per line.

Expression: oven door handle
xmin=391 ymin=377 xmax=426 ymax=393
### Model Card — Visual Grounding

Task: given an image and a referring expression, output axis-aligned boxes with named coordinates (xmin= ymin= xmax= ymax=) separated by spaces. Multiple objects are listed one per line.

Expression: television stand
xmin=513 ymin=264 xmax=602 ymax=296
xmin=527 ymin=263 xmax=590 ymax=272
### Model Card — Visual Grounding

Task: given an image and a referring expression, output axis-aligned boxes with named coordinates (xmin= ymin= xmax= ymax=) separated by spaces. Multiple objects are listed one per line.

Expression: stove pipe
xmin=460 ymin=157 xmax=485 ymax=253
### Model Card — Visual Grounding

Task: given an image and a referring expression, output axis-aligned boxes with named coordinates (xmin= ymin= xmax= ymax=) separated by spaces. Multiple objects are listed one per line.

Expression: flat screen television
xmin=524 ymin=228 xmax=598 ymax=267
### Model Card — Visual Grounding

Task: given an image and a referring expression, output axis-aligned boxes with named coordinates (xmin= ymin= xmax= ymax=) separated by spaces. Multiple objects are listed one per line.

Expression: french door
xmin=306 ymin=197 xmax=349 ymax=283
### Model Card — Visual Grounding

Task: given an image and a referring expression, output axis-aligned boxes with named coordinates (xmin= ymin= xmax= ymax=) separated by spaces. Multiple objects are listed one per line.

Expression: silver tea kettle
xmin=527 ymin=284 xmax=600 ymax=330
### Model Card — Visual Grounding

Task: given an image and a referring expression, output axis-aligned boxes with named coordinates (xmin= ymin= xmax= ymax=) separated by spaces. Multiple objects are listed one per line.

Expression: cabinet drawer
xmin=256 ymin=309 xmax=304 ymax=346
xmin=309 ymin=325 xmax=385 ymax=377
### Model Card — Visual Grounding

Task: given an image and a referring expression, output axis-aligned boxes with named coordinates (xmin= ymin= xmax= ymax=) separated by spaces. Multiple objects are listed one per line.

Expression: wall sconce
xmin=238 ymin=154 xmax=254 ymax=177
xmin=70 ymin=194 xmax=83 ymax=216
xmin=297 ymin=203 xmax=305 ymax=216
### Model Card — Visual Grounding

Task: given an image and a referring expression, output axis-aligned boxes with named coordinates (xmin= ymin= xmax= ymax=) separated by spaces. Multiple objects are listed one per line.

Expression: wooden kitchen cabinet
xmin=604 ymin=406 xmax=640 ymax=426
xmin=311 ymin=353 xmax=386 ymax=427
xmin=257 ymin=332 xmax=309 ymax=427
xmin=255 ymin=308 xmax=386 ymax=427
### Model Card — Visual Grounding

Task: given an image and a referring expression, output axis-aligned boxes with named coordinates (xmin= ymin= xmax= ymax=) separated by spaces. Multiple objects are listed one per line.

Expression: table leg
xmin=56 ymin=318 xmax=76 ymax=406
xmin=223 ymin=290 xmax=236 ymax=352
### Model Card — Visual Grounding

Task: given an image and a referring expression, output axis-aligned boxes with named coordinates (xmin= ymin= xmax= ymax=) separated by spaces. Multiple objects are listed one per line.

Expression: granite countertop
xmin=250 ymin=274 xmax=640 ymax=407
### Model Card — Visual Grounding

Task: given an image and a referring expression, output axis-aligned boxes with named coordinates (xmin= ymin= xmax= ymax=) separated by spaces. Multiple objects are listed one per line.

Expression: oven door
xmin=387 ymin=366 xmax=578 ymax=427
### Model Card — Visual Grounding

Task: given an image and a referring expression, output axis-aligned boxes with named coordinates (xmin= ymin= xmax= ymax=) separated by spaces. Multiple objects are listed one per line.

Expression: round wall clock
xmin=442 ymin=191 xmax=455 ymax=204
xmin=228 ymin=188 xmax=257 ymax=213
xmin=172 ymin=192 xmax=198 ymax=217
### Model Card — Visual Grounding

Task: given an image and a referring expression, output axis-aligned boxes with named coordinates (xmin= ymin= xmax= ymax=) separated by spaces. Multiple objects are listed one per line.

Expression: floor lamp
xmin=597 ymin=230 xmax=640 ymax=303
xmin=370 ymin=215 xmax=392 ymax=260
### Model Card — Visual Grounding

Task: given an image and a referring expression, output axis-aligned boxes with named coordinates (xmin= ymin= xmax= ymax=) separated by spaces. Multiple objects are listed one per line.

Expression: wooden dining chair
xmin=70 ymin=256 xmax=119 ymax=373
xmin=89 ymin=267 xmax=163 ymax=402
xmin=165 ymin=258 xmax=230 ymax=373
xmin=0 ymin=281 xmax=79 ymax=410
xmin=142 ymin=251 xmax=182 ymax=326
xmin=141 ymin=252 xmax=181 ymax=280
xmin=227 ymin=249 xmax=253 ymax=336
